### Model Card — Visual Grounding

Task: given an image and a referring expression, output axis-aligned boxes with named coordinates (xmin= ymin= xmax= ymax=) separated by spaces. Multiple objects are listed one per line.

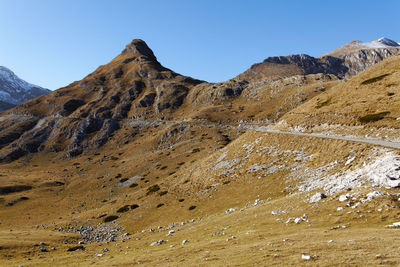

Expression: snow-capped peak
xmin=354 ymin=37 xmax=400 ymax=49
xmin=0 ymin=66 xmax=50 ymax=106
xmin=376 ymin=37 xmax=399 ymax=47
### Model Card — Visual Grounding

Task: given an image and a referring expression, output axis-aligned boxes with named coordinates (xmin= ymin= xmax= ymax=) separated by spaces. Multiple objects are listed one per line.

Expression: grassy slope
xmin=1 ymin=129 xmax=400 ymax=266
xmin=273 ymin=56 xmax=400 ymax=140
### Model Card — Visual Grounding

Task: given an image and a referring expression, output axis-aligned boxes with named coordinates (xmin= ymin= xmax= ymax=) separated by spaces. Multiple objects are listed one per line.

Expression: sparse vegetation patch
xmin=0 ymin=185 xmax=32 ymax=195
xmin=315 ymin=97 xmax=331 ymax=109
xmin=358 ymin=111 xmax=390 ymax=123
xmin=103 ymin=215 xmax=119 ymax=223
xmin=146 ymin=184 xmax=160 ymax=195
xmin=361 ymin=73 xmax=390 ymax=85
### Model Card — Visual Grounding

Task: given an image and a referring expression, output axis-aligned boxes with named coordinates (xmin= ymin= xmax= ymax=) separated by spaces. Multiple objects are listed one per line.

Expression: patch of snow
xmin=0 ymin=66 xmax=50 ymax=105
xmin=349 ymin=37 xmax=399 ymax=50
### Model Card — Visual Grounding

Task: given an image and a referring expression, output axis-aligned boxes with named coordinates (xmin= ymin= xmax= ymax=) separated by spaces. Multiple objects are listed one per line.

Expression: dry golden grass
xmin=274 ymin=56 xmax=400 ymax=140
xmin=1 ymin=127 xmax=400 ymax=266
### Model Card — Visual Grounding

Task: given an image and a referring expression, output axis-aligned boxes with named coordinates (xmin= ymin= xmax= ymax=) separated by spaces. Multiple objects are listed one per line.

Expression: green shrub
xmin=103 ymin=215 xmax=119 ymax=222
xmin=358 ymin=111 xmax=390 ymax=123
xmin=361 ymin=74 xmax=390 ymax=85
xmin=146 ymin=184 xmax=160 ymax=195
xmin=117 ymin=205 xmax=130 ymax=213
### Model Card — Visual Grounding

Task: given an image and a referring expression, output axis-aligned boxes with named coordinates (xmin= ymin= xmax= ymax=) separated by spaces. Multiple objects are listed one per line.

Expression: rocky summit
xmin=1 ymin=38 xmax=400 ymax=266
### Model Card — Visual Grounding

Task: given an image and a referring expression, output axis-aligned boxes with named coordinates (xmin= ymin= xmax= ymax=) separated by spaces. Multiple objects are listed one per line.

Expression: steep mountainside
xmin=0 ymin=66 xmax=50 ymax=111
xmin=237 ymin=37 xmax=399 ymax=82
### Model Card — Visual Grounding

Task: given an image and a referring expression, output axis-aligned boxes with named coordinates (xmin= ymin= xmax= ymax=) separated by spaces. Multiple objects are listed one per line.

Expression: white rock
xmin=167 ymin=230 xmax=175 ymax=236
xmin=301 ymin=253 xmax=312 ymax=260
xmin=286 ymin=218 xmax=294 ymax=223
xmin=271 ymin=210 xmax=279 ymax=215
xmin=309 ymin=192 xmax=327 ymax=203
xmin=95 ymin=253 xmax=103 ymax=257
xmin=366 ymin=191 xmax=384 ymax=200
xmin=294 ymin=218 xmax=303 ymax=224
xmin=337 ymin=207 xmax=343 ymax=211
xmin=225 ymin=208 xmax=236 ymax=214
xmin=254 ymin=199 xmax=263 ymax=206
xmin=182 ymin=240 xmax=188 ymax=245
xmin=150 ymin=240 xmax=164 ymax=246
xmin=339 ymin=194 xmax=351 ymax=202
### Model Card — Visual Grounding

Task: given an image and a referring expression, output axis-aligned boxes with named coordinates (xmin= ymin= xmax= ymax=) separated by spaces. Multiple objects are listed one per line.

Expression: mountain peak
xmin=0 ymin=66 xmax=50 ymax=110
xmin=346 ymin=37 xmax=399 ymax=49
xmin=375 ymin=37 xmax=399 ymax=47
xmin=121 ymin=39 xmax=157 ymax=61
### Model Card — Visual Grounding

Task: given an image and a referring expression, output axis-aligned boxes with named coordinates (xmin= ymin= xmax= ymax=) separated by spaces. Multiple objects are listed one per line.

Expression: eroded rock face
xmin=340 ymin=48 xmax=398 ymax=77
xmin=0 ymin=39 xmax=204 ymax=161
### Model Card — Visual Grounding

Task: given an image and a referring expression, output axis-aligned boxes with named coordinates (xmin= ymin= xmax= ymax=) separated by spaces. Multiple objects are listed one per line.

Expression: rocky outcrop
xmin=338 ymin=48 xmax=398 ymax=77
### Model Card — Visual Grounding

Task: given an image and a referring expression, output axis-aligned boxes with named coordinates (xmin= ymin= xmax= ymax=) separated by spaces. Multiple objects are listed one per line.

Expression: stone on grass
xmin=150 ymin=240 xmax=164 ymax=246
xmin=309 ymin=192 xmax=327 ymax=203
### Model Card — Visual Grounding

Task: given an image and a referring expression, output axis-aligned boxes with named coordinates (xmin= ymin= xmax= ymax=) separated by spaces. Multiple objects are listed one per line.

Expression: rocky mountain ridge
xmin=0 ymin=37 xmax=398 ymax=162
xmin=0 ymin=66 xmax=50 ymax=111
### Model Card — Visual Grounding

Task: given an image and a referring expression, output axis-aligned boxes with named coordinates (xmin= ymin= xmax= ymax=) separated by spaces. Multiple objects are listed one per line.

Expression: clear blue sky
xmin=1 ymin=0 xmax=399 ymax=90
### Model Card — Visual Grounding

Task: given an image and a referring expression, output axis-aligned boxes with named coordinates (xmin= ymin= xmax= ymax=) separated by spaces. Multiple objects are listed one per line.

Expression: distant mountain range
xmin=0 ymin=66 xmax=50 ymax=111
xmin=0 ymin=37 xmax=398 ymax=162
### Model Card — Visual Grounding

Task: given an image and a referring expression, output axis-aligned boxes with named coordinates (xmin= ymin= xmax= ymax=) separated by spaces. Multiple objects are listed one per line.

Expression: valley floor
xmin=1 ymin=129 xmax=400 ymax=266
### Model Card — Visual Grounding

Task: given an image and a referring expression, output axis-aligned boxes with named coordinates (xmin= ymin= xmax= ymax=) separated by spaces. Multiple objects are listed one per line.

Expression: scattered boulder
xmin=309 ymin=192 xmax=327 ymax=202
xmin=38 ymin=247 xmax=48 ymax=252
xmin=301 ymin=253 xmax=312 ymax=260
xmin=330 ymin=225 xmax=347 ymax=230
xmin=338 ymin=194 xmax=352 ymax=202
xmin=366 ymin=191 xmax=384 ymax=200
xmin=150 ymin=240 xmax=165 ymax=246
xmin=385 ymin=222 xmax=400 ymax=228
xmin=225 ymin=208 xmax=236 ymax=214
